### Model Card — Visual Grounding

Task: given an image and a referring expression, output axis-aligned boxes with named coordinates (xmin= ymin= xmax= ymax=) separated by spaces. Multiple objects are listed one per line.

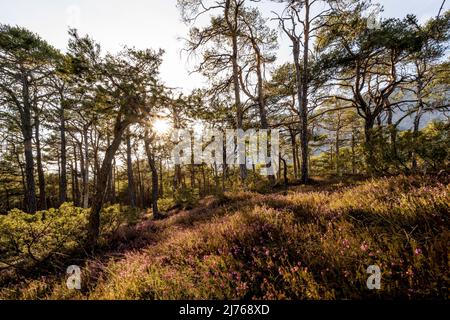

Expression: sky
xmin=0 ymin=0 xmax=448 ymax=93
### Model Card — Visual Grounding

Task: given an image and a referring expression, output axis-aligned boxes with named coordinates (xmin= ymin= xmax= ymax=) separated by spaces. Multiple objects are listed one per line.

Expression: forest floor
xmin=1 ymin=175 xmax=449 ymax=299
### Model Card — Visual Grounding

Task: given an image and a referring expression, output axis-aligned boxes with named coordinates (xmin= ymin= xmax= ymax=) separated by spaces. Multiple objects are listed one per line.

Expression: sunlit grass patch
xmin=1 ymin=175 xmax=448 ymax=300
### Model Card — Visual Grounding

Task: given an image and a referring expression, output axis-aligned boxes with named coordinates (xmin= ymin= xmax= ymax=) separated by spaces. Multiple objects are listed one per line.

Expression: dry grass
xmin=1 ymin=175 xmax=448 ymax=300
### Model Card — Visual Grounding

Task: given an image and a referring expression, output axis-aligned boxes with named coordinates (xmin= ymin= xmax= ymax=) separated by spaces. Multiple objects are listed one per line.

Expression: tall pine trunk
xmin=59 ymin=106 xmax=67 ymax=203
xmin=159 ymin=158 xmax=164 ymax=198
xmin=34 ymin=114 xmax=46 ymax=210
xmin=299 ymin=0 xmax=310 ymax=184
xmin=126 ymin=129 xmax=137 ymax=208
xmin=412 ymin=78 xmax=424 ymax=172
xmin=290 ymin=129 xmax=298 ymax=180
xmin=364 ymin=118 xmax=377 ymax=175
xmin=21 ymin=76 xmax=37 ymax=213
xmin=144 ymin=131 xmax=161 ymax=219
xmin=73 ymin=144 xmax=81 ymax=206
xmin=82 ymin=126 xmax=89 ymax=208
xmin=225 ymin=0 xmax=246 ymax=181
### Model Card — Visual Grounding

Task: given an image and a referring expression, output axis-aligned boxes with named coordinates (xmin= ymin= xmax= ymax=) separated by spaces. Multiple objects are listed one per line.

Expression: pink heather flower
xmin=360 ymin=242 xmax=369 ymax=252
xmin=414 ymin=248 xmax=422 ymax=255
xmin=342 ymin=239 xmax=350 ymax=248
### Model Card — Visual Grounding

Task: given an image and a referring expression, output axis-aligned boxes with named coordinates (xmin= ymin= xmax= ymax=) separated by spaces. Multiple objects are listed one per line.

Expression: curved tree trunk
xmin=86 ymin=121 xmax=128 ymax=248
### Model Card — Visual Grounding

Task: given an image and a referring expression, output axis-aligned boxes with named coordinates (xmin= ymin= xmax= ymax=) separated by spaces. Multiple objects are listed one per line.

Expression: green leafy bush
xmin=415 ymin=121 xmax=450 ymax=171
xmin=0 ymin=203 xmax=141 ymax=271
xmin=173 ymin=188 xmax=198 ymax=210
xmin=0 ymin=203 xmax=88 ymax=270
xmin=100 ymin=204 xmax=140 ymax=238
xmin=157 ymin=198 xmax=176 ymax=212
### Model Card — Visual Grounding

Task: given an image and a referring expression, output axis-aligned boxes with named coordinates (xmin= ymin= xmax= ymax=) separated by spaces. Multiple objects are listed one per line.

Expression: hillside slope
xmin=1 ymin=176 xmax=449 ymax=300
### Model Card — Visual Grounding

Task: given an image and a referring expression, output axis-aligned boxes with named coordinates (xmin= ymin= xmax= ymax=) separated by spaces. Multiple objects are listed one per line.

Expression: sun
xmin=153 ymin=118 xmax=171 ymax=135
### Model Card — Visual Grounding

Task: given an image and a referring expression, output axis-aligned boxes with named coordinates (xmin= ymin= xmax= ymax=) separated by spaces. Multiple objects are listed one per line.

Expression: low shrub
xmin=0 ymin=203 xmax=88 ymax=271
xmin=100 ymin=204 xmax=141 ymax=240
xmin=173 ymin=188 xmax=198 ymax=210
xmin=0 ymin=203 xmax=141 ymax=273
xmin=246 ymin=173 xmax=274 ymax=194
xmin=157 ymin=198 xmax=176 ymax=212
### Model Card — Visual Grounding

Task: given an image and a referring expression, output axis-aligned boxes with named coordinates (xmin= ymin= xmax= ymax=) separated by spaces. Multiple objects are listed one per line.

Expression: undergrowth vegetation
xmin=0 ymin=204 xmax=140 ymax=277
xmin=0 ymin=176 xmax=448 ymax=299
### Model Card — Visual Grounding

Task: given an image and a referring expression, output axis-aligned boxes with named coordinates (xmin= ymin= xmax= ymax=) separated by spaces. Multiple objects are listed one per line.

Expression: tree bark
xmin=77 ymin=141 xmax=86 ymax=207
xmin=126 ymin=129 xmax=137 ymax=208
xmin=254 ymin=37 xmax=275 ymax=184
xmin=34 ymin=114 xmax=46 ymax=210
xmin=412 ymin=78 xmax=424 ymax=172
xmin=144 ymin=132 xmax=161 ymax=219
xmin=135 ymin=157 xmax=144 ymax=208
xmin=159 ymin=158 xmax=164 ymax=198
xmin=411 ymin=111 xmax=422 ymax=172
xmin=59 ymin=106 xmax=67 ymax=204
xmin=386 ymin=107 xmax=398 ymax=165
xmin=21 ymin=75 xmax=37 ymax=213
xmin=299 ymin=0 xmax=311 ymax=184
xmin=190 ymin=134 xmax=196 ymax=189
xmin=82 ymin=126 xmax=89 ymax=208
xmin=225 ymin=0 xmax=246 ymax=181
xmin=280 ymin=156 xmax=288 ymax=186
xmin=335 ymin=114 xmax=342 ymax=177
xmin=290 ymin=129 xmax=298 ymax=180
xmin=364 ymin=117 xmax=377 ymax=175
xmin=351 ymin=128 xmax=356 ymax=175
xmin=11 ymin=143 xmax=26 ymax=205
xmin=86 ymin=120 xmax=128 ymax=248
xmin=112 ymin=159 xmax=117 ymax=203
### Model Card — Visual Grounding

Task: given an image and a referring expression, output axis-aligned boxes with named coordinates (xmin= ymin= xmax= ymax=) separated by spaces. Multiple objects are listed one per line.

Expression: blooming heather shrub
xmin=123 ymin=177 xmax=447 ymax=299
xmin=329 ymin=176 xmax=449 ymax=229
